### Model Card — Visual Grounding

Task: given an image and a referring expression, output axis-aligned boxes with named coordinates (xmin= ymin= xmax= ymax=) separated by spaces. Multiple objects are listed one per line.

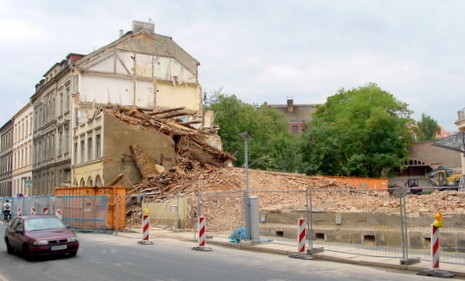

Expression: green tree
xmin=300 ymin=83 xmax=413 ymax=177
xmin=417 ymin=113 xmax=440 ymax=141
xmin=206 ymin=92 xmax=301 ymax=171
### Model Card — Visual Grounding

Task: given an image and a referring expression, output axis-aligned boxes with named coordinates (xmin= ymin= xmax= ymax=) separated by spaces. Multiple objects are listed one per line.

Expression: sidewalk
xmin=120 ymin=227 xmax=464 ymax=278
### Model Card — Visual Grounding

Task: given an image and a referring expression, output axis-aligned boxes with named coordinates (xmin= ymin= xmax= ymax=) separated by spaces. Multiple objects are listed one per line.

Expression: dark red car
xmin=4 ymin=215 xmax=79 ymax=260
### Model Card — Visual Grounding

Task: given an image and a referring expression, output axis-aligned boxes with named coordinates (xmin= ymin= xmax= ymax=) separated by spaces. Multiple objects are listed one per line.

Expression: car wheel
xmin=22 ymin=244 xmax=33 ymax=261
xmin=5 ymin=239 xmax=14 ymax=254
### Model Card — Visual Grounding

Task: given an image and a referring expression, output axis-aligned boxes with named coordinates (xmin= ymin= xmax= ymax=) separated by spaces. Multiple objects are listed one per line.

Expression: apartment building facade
xmin=0 ymin=120 xmax=13 ymax=196
xmin=12 ymin=103 xmax=33 ymax=196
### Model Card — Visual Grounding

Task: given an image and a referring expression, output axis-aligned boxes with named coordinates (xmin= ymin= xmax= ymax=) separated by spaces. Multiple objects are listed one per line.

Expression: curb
xmin=122 ymin=229 xmax=465 ymax=278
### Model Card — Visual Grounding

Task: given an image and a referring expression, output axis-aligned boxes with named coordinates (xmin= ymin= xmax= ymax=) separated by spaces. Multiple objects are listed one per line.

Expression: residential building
xmin=70 ymin=20 xmax=202 ymax=187
xmin=27 ymin=20 xmax=202 ymax=194
xmin=31 ymin=53 xmax=83 ymax=195
xmin=266 ymin=98 xmax=318 ymax=134
xmin=0 ymin=119 xmax=13 ymax=196
xmin=12 ymin=103 xmax=33 ymax=196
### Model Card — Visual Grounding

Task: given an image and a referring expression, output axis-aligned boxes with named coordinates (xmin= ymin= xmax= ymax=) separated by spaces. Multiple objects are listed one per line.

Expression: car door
xmin=8 ymin=218 xmax=24 ymax=250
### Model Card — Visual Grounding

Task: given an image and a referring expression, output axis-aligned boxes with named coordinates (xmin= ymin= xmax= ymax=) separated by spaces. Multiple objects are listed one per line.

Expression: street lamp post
xmin=239 ymin=131 xmax=251 ymax=240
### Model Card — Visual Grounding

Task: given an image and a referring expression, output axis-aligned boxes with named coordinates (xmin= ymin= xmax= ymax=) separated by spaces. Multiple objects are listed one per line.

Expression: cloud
xmin=1 ymin=0 xmax=464 ymax=132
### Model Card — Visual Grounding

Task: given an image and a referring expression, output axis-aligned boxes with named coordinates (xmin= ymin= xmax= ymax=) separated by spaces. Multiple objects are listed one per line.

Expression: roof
xmin=433 ymin=130 xmax=465 ymax=155
xmin=75 ymin=29 xmax=200 ymax=77
xmin=409 ymin=141 xmax=462 ymax=169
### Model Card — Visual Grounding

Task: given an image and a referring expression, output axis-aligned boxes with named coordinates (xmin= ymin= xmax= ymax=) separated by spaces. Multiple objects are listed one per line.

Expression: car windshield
xmin=25 ymin=217 xmax=66 ymax=231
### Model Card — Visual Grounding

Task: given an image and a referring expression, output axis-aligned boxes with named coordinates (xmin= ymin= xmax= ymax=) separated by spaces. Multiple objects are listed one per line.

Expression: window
xmin=291 ymin=126 xmax=299 ymax=135
xmin=95 ymin=134 xmax=101 ymax=158
xmin=80 ymin=140 xmax=85 ymax=162
xmin=87 ymin=136 xmax=93 ymax=161
xmin=74 ymin=142 xmax=78 ymax=164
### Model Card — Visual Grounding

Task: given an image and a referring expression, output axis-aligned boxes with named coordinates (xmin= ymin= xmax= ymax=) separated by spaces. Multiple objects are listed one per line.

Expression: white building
xmin=12 ymin=103 xmax=33 ymax=196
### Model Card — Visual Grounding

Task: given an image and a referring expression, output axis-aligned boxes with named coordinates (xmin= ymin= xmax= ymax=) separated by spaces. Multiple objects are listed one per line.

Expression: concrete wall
xmin=142 ymin=196 xmax=192 ymax=229
xmin=260 ymin=210 xmax=465 ymax=251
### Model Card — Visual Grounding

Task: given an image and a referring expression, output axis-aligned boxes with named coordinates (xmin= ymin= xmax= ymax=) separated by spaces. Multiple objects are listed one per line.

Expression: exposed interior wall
xmin=156 ymin=82 xmax=201 ymax=112
xmin=102 ymin=113 xmax=177 ymax=186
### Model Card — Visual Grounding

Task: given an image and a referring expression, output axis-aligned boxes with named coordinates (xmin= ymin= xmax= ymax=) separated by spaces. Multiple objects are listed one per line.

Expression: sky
xmin=1 ymin=1 xmax=464 ymax=132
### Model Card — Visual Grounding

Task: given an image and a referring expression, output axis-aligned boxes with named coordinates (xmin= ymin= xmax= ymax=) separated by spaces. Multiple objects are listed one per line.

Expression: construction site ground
xmin=137 ymin=166 xmax=465 ymax=232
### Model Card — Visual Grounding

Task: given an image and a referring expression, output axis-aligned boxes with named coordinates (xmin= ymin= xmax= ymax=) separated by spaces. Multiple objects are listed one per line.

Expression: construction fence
xmin=0 ymin=195 xmax=126 ymax=231
xmin=2 ymin=187 xmax=465 ymax=266
xmin=193 ymin=188 xmax=465 ymax=266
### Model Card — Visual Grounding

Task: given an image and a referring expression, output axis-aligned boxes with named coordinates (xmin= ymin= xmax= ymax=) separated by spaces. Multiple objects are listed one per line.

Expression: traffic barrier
xmin=55 ymin=209 xmax=62 ymax=219
xmin=289 ymin=217 xmax=313 ymax=260
xmin=192 ymin=216 xmax=212 ymax=251
xmin=138 ymin=208 xmax=153 ymax=245
xmin=198 ymin=216 xmax=206 ymax=247
xmin=431 ymin=224 xmax=439 ymax=269
xmin=417 ymin=213 xmax=454 ymax=278
xmin=43 ymin=207 xmax=49 ymax=215
xmin=31 ymin=207 xmax=36 ymax=215
xmin=298 ymin=217 xmax=306 ymax=253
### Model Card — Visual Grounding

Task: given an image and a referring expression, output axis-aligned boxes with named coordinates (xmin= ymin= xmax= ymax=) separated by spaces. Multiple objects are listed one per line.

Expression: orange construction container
xmin=328 ymin=176 xmax=388 ymax=190
xmin=54 ymin=186 xmax=126 ymax=230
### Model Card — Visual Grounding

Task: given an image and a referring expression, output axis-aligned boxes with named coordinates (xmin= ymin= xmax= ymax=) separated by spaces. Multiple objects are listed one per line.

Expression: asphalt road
xmin=0 ymin=226 xmax=448 ymax=281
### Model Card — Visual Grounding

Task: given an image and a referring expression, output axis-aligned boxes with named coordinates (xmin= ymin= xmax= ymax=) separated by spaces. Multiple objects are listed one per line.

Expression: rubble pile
xmin=102 ymin=106 xmax=465 ymax=231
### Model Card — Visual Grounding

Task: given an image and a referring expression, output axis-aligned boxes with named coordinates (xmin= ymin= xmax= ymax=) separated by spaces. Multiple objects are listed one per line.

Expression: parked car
xmin=4 ymin=215 xmax=79 ymax=260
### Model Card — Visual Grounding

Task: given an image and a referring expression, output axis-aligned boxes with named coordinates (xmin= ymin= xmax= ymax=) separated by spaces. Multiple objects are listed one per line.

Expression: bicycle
xmin=3 ymin=212 xmax=11 ymax=226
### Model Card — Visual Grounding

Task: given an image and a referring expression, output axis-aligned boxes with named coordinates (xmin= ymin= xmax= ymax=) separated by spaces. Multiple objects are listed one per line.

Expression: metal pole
xmin=307 ymin=188 xmax=313 ymax=252
xmin=400 ymin=187 xmax=408 ymax=261
xmin=240 ymin=132 xmax=251 ymax=240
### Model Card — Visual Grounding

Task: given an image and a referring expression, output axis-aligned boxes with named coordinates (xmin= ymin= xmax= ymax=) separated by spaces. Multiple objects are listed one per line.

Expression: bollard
xmin=198 ymin=215 xmax=206 ymax=247
xmin=43 ymin=207 xmax=49 ymax=215
xmin=417 ymin=213 xmax=454 ymax=278
xmin=289 ymin=217 xmax=313 ymax=260
xmin=31 ymin=207 xmax=36 ymax=216
xmin=138 ymin=208 xmax=153 ymax=245
xmin=55 ymin=209 xmax=62 ymax=220
xmin=431 ymin=224 xmax=439 ymax=269
xmin=298 ymin=217 xmax=306 ymax=253
xmin=192 ymin=216 xmax=212 ymax=251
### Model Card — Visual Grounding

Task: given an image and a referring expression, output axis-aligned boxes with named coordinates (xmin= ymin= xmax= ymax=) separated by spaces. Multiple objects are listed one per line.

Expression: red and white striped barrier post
xmin=31 ymin=207 xmax=36 ymax=215
xmin=142 ymin=213 xmax=150 ymax=241
xmin=192 ymin=215 xmax=212 ymax=251
xmin=418 ymin=212 xmax=454 ymax=277
xmin=138 ymin=208 xmax=153 ymax=245
xmin=43 ymin=207 xmax=49 ymax=215
xmin=289 ymin=217 xmax=313 ymax=260
xmin=55 ymin=209 xmax=62 ymax=220
xmin=298 ymin=217 xmax=306 ymax=253
xmin=431 ymin=224 xmax=440 ymax=269
xmin=198 ymin=216 xmax=206 ymax=247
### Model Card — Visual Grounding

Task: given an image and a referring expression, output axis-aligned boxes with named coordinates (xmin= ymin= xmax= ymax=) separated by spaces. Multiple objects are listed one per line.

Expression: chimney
xmin=287 ymin=98 xmax=294 ymax=113
xmin=132 ymin=20 xmax=155 ymax=34
xmin=119 ymin=29 xmax=124 ymax=37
